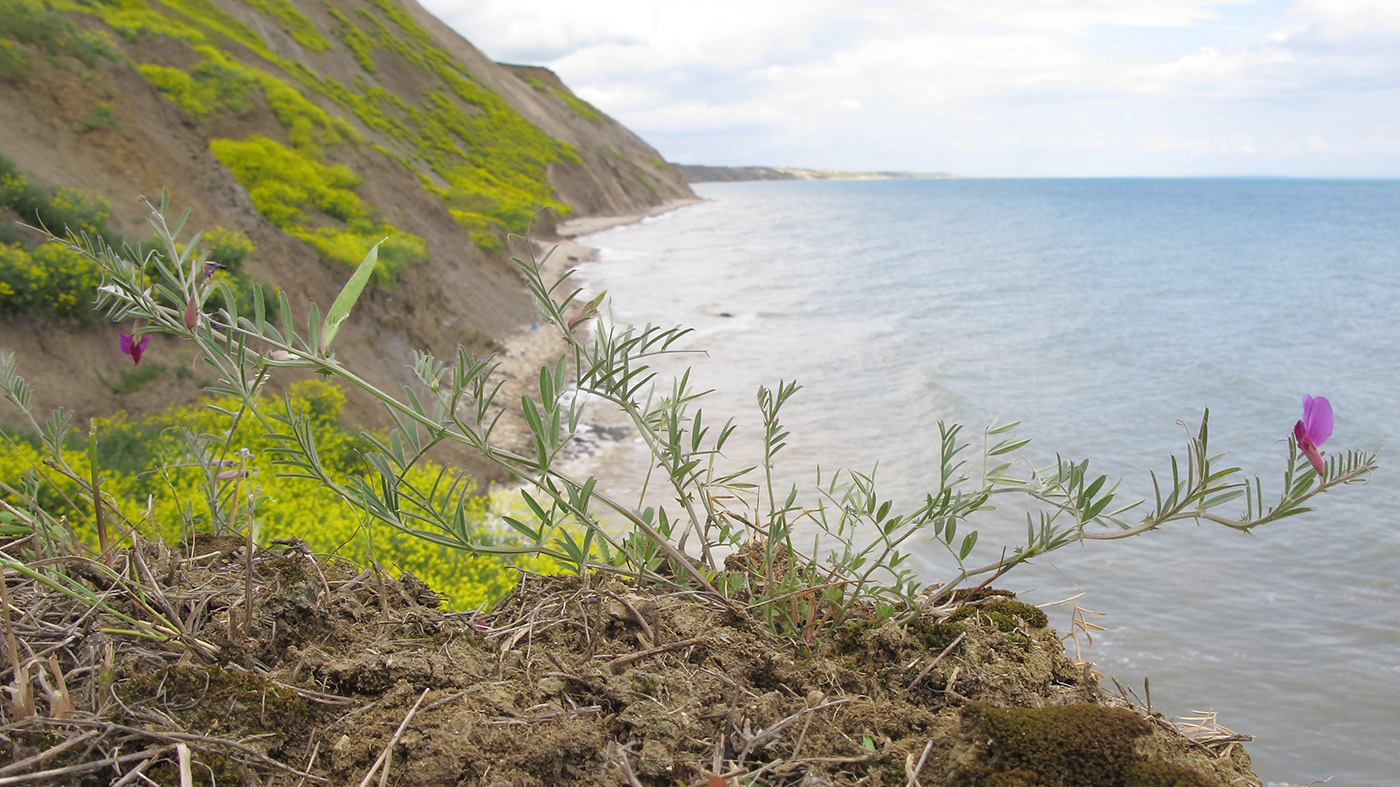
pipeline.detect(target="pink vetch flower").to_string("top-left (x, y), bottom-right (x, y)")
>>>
top-left (118, 319), bottom-right (150, 365)
top-left (1293, 395), bottom-right (1334, 476)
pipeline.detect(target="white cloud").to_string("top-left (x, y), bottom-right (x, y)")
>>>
top-left (1127, 44), bottom-right (1295, 93)
top-left (420, 0), bottom-right (1400, 176)
top-left (823, 99), bottom-right (865, 114)
top-left (620, 99), bottom-right (789, 133)
top-left (1292, 0), bottom-right (1400, 30)
top-left (425, 0), bottom-right (659, 62)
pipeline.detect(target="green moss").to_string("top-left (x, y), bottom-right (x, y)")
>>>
top-left (834, 617), bottom-right (881, 654)
top-left (119, 664), bottom-right (309, 738)
top-left (631, 672), bottom-right (662, 697)
top-left (950, 600), bottom-right (1048, 631)
top-left (1123, 761), bottom-right (1217, 787)
top-left (906, 617), bottom-right (966, 653)
top-left (836, 615), bottom-right (967, 661)
top-left (950, 587), bottom-right (1016, 603)
top-left (950, 703), bottom-right (1212, 787)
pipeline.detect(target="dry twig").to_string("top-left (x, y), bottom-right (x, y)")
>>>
top-left (355, 687), bottom-right (429, 787)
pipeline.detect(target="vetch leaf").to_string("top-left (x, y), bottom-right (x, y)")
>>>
top-left (959, 530), bottom-right (979, 560)
top-left (989, 437), bottom-right (1031, 456)
top-left (320, 239), bottom-right (383, 354)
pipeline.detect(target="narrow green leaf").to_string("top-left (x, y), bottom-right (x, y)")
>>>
top-left (306, 302), bottom-right (321, 356)
top-left (959, 530), bottom-right (979, 560)
top-left (988, 437), bottom-right (1031, 456)
top-left (521, 396), bottom-right (543, 435)
top-left (1202, 490), bottom-right (1245, 509)
top-left (320, 239), bottom-right (383, 354)
top-left (539, 364), bottom-right (553, 404)
top-left (1084, 494), bottom-right (1115, 520)
top-left (169, 206), bottom-right (190, 243)
top-left (252, 282), bottom-right (267, 333)
top-left (987, 419), bottom-right (1020, 435)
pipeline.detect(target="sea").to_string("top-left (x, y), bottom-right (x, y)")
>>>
top-left (565, 178), bottom-right (1400, 786)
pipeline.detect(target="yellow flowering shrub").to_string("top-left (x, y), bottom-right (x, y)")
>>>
top-left (1, 380), bottom-right (551, 610)
top-left (0, 241), bottom-right (102, 318)
top-left (210, 135), bottom-right (423, 282)
top-left (0, 161), bottom-right (113, 319)
top-left (240, 0), bottom-right (330, 52)
top-left (202, 226), bottom-right (255, 271)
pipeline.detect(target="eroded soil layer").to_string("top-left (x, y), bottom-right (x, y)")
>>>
top-left (0, 540), bottom-right (1259, 785)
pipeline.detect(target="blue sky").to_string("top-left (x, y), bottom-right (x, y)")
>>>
top-left (420, 0), bottom-right (1400, 177)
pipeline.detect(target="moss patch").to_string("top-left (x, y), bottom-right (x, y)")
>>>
top-left (949, 703), bottom-right (1215, 787)
top-left (119, 664), bottom-right (310, 740)
top-left (950, 599), bottom-right (1049, 631)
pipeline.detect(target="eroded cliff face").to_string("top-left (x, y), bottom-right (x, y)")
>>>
top-left (0, 0), bottom-right (692, 458)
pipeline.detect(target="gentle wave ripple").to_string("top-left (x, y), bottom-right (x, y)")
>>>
top-left (572, 178), bottom-right (1400, 786)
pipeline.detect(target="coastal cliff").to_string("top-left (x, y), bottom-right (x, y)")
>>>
top-left (0, 0), bottom-right (692, 441)
top-left (673, 163), bottom-right (953, 182)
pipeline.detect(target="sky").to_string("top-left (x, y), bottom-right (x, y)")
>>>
top-left (418, 0), bottom-right (1400, 177)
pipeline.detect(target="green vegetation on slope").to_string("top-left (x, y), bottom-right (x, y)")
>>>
top-left (211, 135), bottom-right (422, 282)
top-left (3, 0), bottom-right (586, 269)
top-left (0, 0), bottom-right (116, 82)
top-left (1, 379), bottom-right (557, 609)
top-left (0, 157), bottom-right (272, 321)
top-left (519, 73), bottom-right (604, 125)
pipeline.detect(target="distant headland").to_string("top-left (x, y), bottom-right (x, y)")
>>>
top-left (671, 163), bottom-right (953, 183)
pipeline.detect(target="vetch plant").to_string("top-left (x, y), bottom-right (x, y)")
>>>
top-left (50, 192), bottom-right (1378, 639)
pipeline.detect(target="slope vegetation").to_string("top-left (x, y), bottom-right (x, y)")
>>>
top-left (0, 0), bottom-right (691, 441)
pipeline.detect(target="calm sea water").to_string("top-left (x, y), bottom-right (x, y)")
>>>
top-left (569, 178), bottom-right (1400, 786)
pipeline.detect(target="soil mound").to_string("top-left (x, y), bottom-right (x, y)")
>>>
top-left (0, 538), bottom-right (1259, 785)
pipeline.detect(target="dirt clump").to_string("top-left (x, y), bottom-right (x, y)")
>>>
top-left (0, 538), bottom-right (1261, 785)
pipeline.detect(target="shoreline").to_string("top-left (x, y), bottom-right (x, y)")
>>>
top-left (547, 196), bottom-right (704, 267)
top-left (489, 197), bottom-right (703, 455)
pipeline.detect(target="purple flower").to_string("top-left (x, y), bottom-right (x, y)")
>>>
top-left (119, 320), bottom-right (150, 365)
top-left (1293, 394), bottom-right (1333, 476)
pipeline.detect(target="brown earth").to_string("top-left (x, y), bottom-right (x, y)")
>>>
top-left (0, 0), bottom-right (694, 477)
top-left (0, 536), bottom-right (1261, 786)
